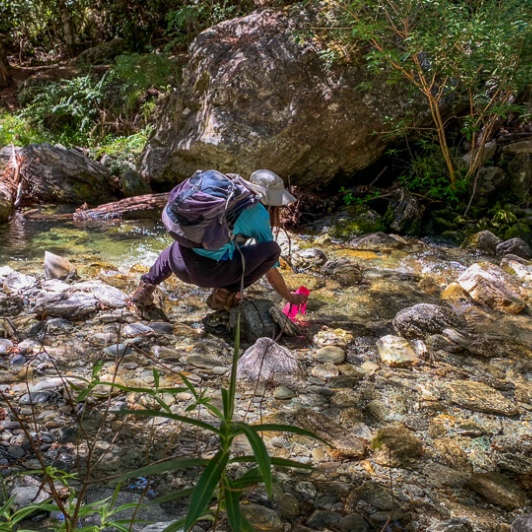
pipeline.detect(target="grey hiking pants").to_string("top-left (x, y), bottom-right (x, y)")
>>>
top-left (141, 241), bottom-right (281, 293)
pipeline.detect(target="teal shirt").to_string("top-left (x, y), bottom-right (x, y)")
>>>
top-left (193, 203), bottom-right (275, 261)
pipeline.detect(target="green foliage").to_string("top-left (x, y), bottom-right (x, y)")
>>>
top-left (398, 142), bottom-right (468, 204)
top-left (315, 0), bottom-right (532, 192)
top-left (107, 53), bottom-right (177, 114)
top-left (17, 74), bottom-right (106, 144)
top-left (339, 186), bottom-right (381, 206)
top-left (0, 111), bottom-right (51, 145)
top-left (165, 0), bottom-right (250, 48)
top-left (8, 52), bottom-right (168, 151)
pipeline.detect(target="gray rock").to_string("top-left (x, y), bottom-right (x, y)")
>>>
top-left (120, 169), bottom-right (152, 197)
top-left (237, 338), bottom-right (304, 385)
top-left (348, 231), bottom-right (406, 251)
top-left (461, 230), bottom-right (502, 254)
top-left (229, 299), bottom-right (279, 342)
top-left (458, 262), bottom-right (528, 314)
top-left (322, 257), bottom-right (365, 285)
top-left (19, 143), bottom-right (115, 204)
top-left (314, 345), bottom-right (346, 364)
top-left (393, 303), bottom-right (463, 340)
top-left (306, 509), bottom-right (342, 529)
top-left (240, 503), bottom-right (283, 532)
top-left (44, 251), bottom-right (77, 280)
top-left (512, 514), bottom-right (532, 532)
top-left (139, 9), bottom-right (431, 188)
top-left (496, 237), bottom-right (532, 260)
top-left (291, 248), bottom-right (328, 272)
top-left (339, 513), bottom-right (371, 532)
top-left (467, 472), bottom-right (530, 510)
top-left (386, 189), bottom-right (426, 235)
top-left (427, 519), bottom-right (473, 532)
top-left (443, 380), bottom-right (519, 416)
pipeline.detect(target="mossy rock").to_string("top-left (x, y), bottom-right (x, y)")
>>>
top-left (501, 222), bottom-right (532, 241)
top-left (330, 205), bottom-right (385, 239)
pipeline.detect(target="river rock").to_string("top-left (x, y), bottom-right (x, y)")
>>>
top-left (19, 143), bottom-right (116, 204)
top-left (511, 514), bottom-right (532, 531)
top-left (0, 181), bottom-right (13, 222)
top-left (376, 335), bottom-right (417, 367)
top-left (496, 237), bottom-right (532, 260)
top-left (457, 262), bottom-right (528, 314)
top-left (229, 299), bottom-right (279, 342)
top-left (294, 409), bottom-right (367, 459)
top-left (291, 248), bottom-right (328, 272)
top-left (314, 346), bottom-right (346, 364)
top-left (348, 231), bottom-right (407, 251)
top-left (139, 9), bottom-right (427, 188)
top-left (466, 472), bottom-right (529, 510)
top-left (241, 503), bottom-right (283, 532)
top-left (393, 303), bottom-right (463, 340)
top-left (443, 380), bottom-right (519, 416)
top-left (501, 255), bottom-right (532, 282)
top-left (321, 257), bottom-right (365, 285)
top-left (385, 189), bottom-right (426, 235)
top-left (237, 338), bottom-right (304, 386)
top-left (461, 230), bottom-right (502, 254)
top-left (2, 270), bottom-right (38, 293)
top-left (44, 251), bottom-right (77, 280)
top-left (371, 423), bottom-right (423, 467)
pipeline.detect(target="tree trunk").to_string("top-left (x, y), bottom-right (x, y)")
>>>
top-left (0, 39), bottom-right (12, 88)
top-left (57, 0), bottom-right (76, 57)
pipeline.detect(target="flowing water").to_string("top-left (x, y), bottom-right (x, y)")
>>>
top-left (3, 211), bottom-right (532, 531)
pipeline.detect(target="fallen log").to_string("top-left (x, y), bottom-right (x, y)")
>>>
top-left (20, 193), bottom-right (170, 224)
top-left (73, 192), bottom-right (170, 222)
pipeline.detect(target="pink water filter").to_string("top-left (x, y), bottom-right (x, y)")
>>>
top-left (283, 286), bottom-right (311, 318)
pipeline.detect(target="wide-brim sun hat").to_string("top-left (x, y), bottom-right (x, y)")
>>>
top-left (244, 169), bottom-right (296, 206)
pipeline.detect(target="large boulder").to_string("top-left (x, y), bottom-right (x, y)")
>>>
top-left (18, 143), bottom-right (117, 204)
top-left (140, 9), bottom-right (428, 188)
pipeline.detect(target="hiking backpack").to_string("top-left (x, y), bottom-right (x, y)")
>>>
top-left (162, 169), bottom-right (259, 250)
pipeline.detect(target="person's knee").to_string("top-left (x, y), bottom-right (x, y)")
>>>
top-left (264, 241), bottom-right (281, 261)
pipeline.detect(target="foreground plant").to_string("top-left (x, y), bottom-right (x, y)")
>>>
top-left (112, 314), bottom-right (322, 531)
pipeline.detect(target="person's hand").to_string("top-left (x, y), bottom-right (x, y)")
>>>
top-left (289, 292), bottom-right (308, 305)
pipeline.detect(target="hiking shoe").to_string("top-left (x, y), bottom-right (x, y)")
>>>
top-left (206, 288), bottom-right (238, 312)
top-left (131, 280), bottom-right (157, 308)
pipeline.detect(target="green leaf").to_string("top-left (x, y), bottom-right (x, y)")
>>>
top-left (232, 422), bottom-right (272, 496)
top-left (117, 458), bottom-right (208, 481)
top-left (184, 450), bottom-right (229, 531)
top-left (251, 424), bottom-right (328, 445)
top-left (224, 479), bottom-right (242, 532)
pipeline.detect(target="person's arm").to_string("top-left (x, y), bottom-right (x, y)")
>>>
top-left (266, 268), bottom-right (308, 305)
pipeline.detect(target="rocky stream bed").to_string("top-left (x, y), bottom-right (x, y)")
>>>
top-left (1, 218), bottom-right (532, 532)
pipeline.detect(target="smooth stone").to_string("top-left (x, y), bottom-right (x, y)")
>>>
top-left (314, 346), bottom-right (346, 364)
top-left (306, 509), bottom-right (342, 529)
top-left (274, 492), bottom-right (300, 518)
top-left (185, 354), bottom-right (221, 369)
top-left (311, 363), bottom-right (339, 378)
top-left (339, 513), bottom-right (371, 532)
top-left (376, 335), bottom-right (417, 367)
top-left (273, 386), bottom-right (297, 399)
top-left (467, 472), bottom-right (530, 510)
top-left (443, 380), bottom-right (519, 416)
top-left (240, 503), bottom-right (283, 532)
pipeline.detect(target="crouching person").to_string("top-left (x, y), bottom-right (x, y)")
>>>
top-left (131, 169), bottom-right (308, 312)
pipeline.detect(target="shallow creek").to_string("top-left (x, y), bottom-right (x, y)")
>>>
top-left (1, 212), bottom-right (531, 532)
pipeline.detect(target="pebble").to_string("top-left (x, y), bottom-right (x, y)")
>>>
top-left (314, 346), bottom-right (346, 364)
